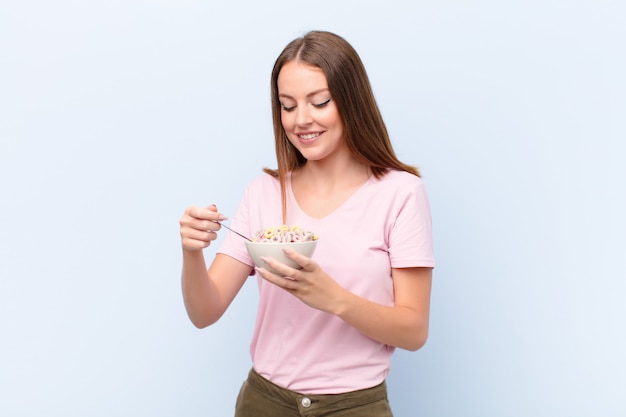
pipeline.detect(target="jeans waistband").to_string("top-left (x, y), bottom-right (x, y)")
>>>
top-left (246, 368), bottom-right (389, 410)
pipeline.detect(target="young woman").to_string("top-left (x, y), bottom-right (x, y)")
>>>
top-left (179, 30), bottom-right (434, 417)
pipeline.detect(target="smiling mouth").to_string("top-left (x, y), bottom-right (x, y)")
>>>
top-left (298, 132), bottom-right (321, 140)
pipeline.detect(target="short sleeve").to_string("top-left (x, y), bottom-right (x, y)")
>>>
top-left (216, 174), bottom-right (283, 272)
top-left (216, 184), bottom-right (254, 269)
top-left (388, 177), bottom-right (435, 268)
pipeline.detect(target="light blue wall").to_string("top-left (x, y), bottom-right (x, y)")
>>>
top-left (1, 1), bottom-right (624, 416)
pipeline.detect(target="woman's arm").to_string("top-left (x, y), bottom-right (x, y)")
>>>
top-left (256, 251), bottom-right (432, 351)
top-left (182, 252), bottom-right (251, 328)
top-left (334, 267), bottom-right (432, 351)
top-left (179, 205), bottom-right (251, 328)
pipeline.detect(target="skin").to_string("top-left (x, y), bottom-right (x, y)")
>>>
top-left (179, 61), bottom-right (432, 351)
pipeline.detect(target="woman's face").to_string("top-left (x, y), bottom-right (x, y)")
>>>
top-left (277, 61), bottom-right (346, 163)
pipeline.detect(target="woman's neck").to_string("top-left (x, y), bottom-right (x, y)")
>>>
top-left (294, 155), bottom-right (370, 191)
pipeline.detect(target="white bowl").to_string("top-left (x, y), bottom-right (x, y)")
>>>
top-left (245, 240), bottom-right (318, 274)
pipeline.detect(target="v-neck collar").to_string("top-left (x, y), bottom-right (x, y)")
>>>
top-left (286, 171), bottom-right (375, 221)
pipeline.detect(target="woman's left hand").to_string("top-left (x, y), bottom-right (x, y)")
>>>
top-left (256, 248), bottom-right (346, 314)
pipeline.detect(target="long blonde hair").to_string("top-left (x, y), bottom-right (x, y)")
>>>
top-left (264, 31), bottom-right (420, 221)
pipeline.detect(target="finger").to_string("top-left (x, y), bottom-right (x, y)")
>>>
top-left (181, 215), bottom-right (220, 234)
top-left (259, 256), bottom-right (300, 279)
top-left (181, 221), bottom-right (220, 249)
top-left (182, 238), bottom-right (211, 251)
top-left (281, 248), bottom-right (317, 272)
top-left (207, 204), bottom-right (229, 222)
top-left (186, 205), bottom-right (228, 222)
top-left (181, 231), bottom-right (213, 250)
top-left (256, 267), bottom-right (298, 291)
top-left (183, 228), bottom-right (218, 243)
top-left (200, 219), bottom-right (223, 233)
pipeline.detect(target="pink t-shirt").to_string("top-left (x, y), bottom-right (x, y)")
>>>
top-left (217, 169), bottom-right (434, 394)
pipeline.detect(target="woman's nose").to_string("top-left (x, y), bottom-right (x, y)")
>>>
top-left (295, 105), bottom-right (312, 126)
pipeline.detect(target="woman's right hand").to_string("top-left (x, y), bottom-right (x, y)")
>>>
top-left (179, 204), bottom-right (228, 251)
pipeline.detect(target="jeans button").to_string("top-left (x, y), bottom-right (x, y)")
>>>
top-left (301, 397), bottom-right (311, 408)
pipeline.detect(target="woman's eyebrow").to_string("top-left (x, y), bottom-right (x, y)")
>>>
top-left (278, 88), bottom-right (330, 99)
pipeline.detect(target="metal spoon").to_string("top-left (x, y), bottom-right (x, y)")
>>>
top-left (219, 222), bottom-right (252, 242)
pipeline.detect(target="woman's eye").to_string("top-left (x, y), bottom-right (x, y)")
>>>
top-left (281, 104), bottom-right (296, 112)
top-left (313, 98), bottom-right (331, 108)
